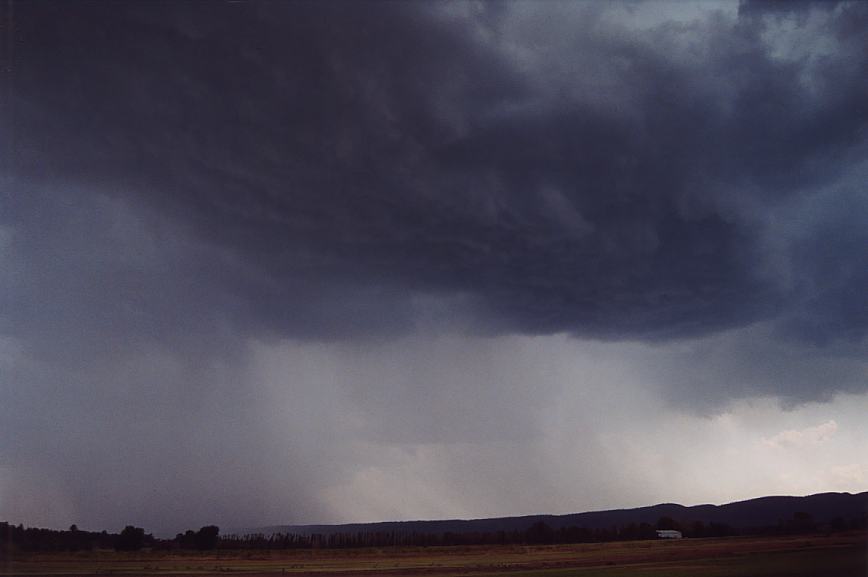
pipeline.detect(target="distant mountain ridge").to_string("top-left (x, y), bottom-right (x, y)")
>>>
top-left (244, 491), bottom-right (868, 537)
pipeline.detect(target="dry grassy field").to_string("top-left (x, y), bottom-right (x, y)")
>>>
top-left (3, 532), bottom-right (866, 577)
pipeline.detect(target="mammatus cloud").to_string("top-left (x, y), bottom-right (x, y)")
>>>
top-left (1, 1), bottom-right (867, 535)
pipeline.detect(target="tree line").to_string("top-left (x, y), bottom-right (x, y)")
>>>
top-left (0, 523), bottom-right (217, 553)
top-left (219, 518), bottom-right (755, 549)
top-left (222, 511), bottom-right (865, 549)
top-left (2, 511), bottom-right (864, 554)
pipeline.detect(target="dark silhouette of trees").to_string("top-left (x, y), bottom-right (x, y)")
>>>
top-left (115, 526), bottom-right (147, 551)
top-left (1, 509), bottom-right (865, 554)
top-left (173, 526), bottom-right (220, 550)
top-left (525, 521), bottom-right (555, 544)
top-left (1, 522), bottom-right (117, 552)
top-left (174, 529), bottom-right (197, 549)
top-left (195, 525), bottom-right (220, 550)
top-left (656, 516), bottom-right (681, 531)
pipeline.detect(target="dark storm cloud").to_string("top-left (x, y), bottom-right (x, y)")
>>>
top-left (2, 1), bottom-right (868, 534)
top-left (6, 3), bottom-right (868, 338)
top-left (5, 0), bottom-right (865, 343)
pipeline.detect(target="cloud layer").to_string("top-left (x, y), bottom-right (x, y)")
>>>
top-left (2, 1), bottom-right (867, 535)
top-left (6, 1), bottom-right (867, 343)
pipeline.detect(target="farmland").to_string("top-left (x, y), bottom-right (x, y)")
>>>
top-left (3, 531), bottom-right (865, 577)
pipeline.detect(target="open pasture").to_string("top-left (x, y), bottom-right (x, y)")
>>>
top-left (3, 532), bottom-right (865, 577)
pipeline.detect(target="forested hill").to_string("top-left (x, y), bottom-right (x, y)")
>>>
top-left (249, 491), bottom-right (868, 537)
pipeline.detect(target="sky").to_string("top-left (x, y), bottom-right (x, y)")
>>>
top-left (1, 0), bottom-right (867, 537)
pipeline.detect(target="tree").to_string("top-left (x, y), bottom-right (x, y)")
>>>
top-left (525, 521), bottom-right (554, 544)
top-left (790, 511), bottom-right (815, 533)
top-left (116, 526), bottom-right (146, 551)
top-left (194, 526), bottom-right (220, 550)
top-left (656, 516), bottom-right (680, 531)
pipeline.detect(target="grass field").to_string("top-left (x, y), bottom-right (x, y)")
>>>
top-left (3, 532), bottom-right (866, 577)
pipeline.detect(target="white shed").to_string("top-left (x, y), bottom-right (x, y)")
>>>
top-left (656, 529), bottom-right (683, 539)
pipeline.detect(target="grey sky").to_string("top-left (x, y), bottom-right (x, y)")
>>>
top-left (1, 1), bottom-right (866, 536)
